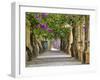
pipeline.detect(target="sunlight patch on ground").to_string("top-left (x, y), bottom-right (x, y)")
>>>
top-left (51, 47), bottom-right (60, 51)
top-left (37, 50), bottom-right (71, 58)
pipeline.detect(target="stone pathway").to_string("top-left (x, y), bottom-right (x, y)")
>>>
top-left (26, 50), bottom-right (81, 67)
top-left (37, 50), bottom-right (71, 58)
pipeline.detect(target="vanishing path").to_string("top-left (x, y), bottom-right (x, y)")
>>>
top-left (26, 50), bottom-right (81, 67)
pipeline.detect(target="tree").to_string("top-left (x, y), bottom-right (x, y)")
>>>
top-left (83, 16), bottom-right (90, 64)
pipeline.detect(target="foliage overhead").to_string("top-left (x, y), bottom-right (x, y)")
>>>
top-left (26, 12), bottom-right (88, 40)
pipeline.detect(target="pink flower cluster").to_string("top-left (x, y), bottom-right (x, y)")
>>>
top-left (36, 24), bottom-right (53, 32)
top-left (34, 13), bottom-right (53, 32)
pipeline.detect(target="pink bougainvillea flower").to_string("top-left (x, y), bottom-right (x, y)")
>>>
top-left (36, 17), bottom-right (41, 22)
top-left (42, 13), bottom-right (48, 18)
top-left (47, 28), bottom-right (53, 32)
top-left (36, 24), bottom-right (40, 28)
top-left (83, 26), bottom-right (87, 32)
top-left (40, 24), bottom-right (48, 30)
top-left (34, 14), bottom-right (41, 22)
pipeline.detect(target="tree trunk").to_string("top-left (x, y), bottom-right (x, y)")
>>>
top-left (26, 26), bottom-right (33, 61)
top-left (79, 25), bottom-right (84, 62)
top-left (60, 38), bottom-right (63, 51)
top-left (76, 25), bottom-right (81, 60)
top-left (30, 30), bottom-right (40, 57)
top-left (71, 26), bottom-right (77, 57)
top-left (66, 28), bottom-right (72, 55)
top-left (83, 16), bottom-right (89, 64)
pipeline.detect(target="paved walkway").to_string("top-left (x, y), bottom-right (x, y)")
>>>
top-left (26, 50), bottom-right (81, 67)
top-left (37, 50), bottom-right (71, 58)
